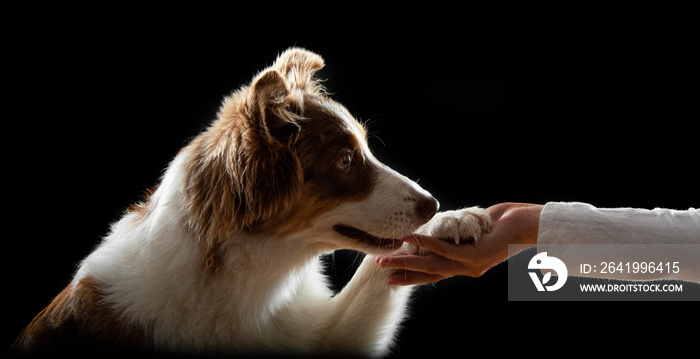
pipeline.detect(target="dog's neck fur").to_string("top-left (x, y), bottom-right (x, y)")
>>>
top-left (75, 150), bottom-right (333, 350)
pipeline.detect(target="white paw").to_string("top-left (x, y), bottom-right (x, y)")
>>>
top-left (416, 207), bottom-right (492, 244)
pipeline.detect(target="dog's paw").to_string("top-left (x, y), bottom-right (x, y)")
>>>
top-left (416, 207), bottom-right (492, 244)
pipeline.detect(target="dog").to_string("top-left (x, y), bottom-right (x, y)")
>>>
top-left (12, 48), bottom-right (491, 357)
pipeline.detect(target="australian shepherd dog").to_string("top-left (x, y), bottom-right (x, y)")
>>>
top-left (12, 48), bottom-right (491, 357)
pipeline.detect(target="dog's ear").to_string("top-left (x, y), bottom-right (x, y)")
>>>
top-left (272, 47), bottom-right (325, 95)
top-left (242, 68), bottom-right (304, 218)
top-left (246, 69), bottom-right (301, 146)
top-left (185, 69), bottom-right (304, 271)
top-left (233, 68), bottom-right (304, 228)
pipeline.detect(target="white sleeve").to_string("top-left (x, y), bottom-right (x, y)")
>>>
top-left (537, 202), bottom-right (700, 282)
top-left (538, 202), bottom-right (700, 245)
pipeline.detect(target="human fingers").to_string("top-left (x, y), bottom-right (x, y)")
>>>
top-left (376, 253), bottom-right (465, 276)
top-left (402, 234), bottom-right (467, 260)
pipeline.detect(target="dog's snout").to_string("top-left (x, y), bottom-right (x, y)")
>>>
top-left (416, 195), bottom-right (439, 223)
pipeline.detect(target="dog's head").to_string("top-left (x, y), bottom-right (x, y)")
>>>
top-left (184, 48), bottom-right (438, 266)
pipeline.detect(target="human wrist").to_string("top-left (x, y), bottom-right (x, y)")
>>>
top-left (511, 204), bottom-right (543, 246)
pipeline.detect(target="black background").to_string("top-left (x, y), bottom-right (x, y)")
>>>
top-left (4, 7), bottom-right (697, 356)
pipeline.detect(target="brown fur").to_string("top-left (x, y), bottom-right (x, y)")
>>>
top-left (11, 277), bottom-right (150, 356)
top-left (126, 185), bottom-right (159, 222)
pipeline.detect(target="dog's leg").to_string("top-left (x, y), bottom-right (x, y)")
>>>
top-left (318, 249), bottom-right (413, 357)
top-left (315, 208), bottom-right (491, 356)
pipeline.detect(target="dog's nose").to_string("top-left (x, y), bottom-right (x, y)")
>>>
top-left (416, 195), bottom-right (439, 223)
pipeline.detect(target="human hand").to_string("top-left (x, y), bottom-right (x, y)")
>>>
top-left (377, 203), bottom-right (543, 286)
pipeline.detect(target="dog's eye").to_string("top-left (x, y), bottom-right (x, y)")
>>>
top-left (337, 153), bottom-right (353, 170)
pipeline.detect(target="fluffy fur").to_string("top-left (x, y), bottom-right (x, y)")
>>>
top-left (12, 48), bottom-right (490, 357)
